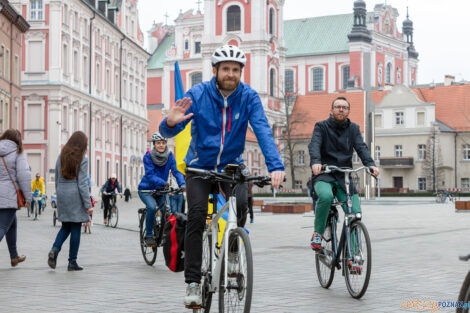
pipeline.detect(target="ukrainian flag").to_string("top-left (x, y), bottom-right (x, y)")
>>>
top-left (173, 61), bottom-right (191, 174)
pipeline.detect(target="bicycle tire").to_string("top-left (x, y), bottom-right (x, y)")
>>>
top-left (139, 210), bottom-right (157, 266)
top-left (457, 270), bottom-right (470, 313)
top-left (194, 228), bottom-right (213, 313)
top-left (315, 218), bottom-right (336, 289)
top-left (218, 227), bottom-right (253, 313)
top-left (110, 205), bottom-right (119, 228)
top-left (343, 220), bottom-right (371, 299)
top-left (53, 211), bottom-right (57, 227)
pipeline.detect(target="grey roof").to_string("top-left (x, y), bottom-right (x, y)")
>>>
top-left (435, 120), bottom-right (456, 132)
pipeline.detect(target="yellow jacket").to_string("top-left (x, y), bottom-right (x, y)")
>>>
top-left (31, 177), bottom-right (45, 195)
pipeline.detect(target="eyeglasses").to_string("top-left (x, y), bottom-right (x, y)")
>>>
top-left (333, 105), bottom-right (350, 111)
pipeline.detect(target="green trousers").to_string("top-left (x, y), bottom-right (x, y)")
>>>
top-left (313, 181), bottom-right (361, 235)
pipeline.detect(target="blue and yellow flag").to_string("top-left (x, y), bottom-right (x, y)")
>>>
top-left (174, 61), bottom-right (192, 174)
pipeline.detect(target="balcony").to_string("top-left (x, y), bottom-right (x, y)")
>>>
top-left (378, 157), bottom-right (414, 168)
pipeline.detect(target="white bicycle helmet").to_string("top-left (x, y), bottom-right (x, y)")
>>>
top-left (151, 132), bottom-right (167, 142)
top-left (211, 45), bottom-right (246, 67)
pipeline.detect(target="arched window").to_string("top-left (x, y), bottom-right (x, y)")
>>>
top-left (284, 69), bottom-right (294, 93)
top-left (227, 5), bottom-right (241, 32)
top-left (386, 63), bottom-right (392, 84)
top-left (269, 68), bottom-right (276, 97)
top-left (342, 65), bottom-right (350, 89)
top-left (312, 67), bottom-right (324, 91)
top-left (269, 8), bottom-right (275, 35)
top-left (191, 72), bottom-right (202, 87)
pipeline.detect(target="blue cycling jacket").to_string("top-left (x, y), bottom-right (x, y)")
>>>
top-left (138, 151), bottom-right (185, 190)
top-left (159, 77), bottom-right (284, 172)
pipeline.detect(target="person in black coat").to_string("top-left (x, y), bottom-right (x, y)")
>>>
top-left (124, 188), bottom-right (131, 202)
top-left (308, 96), bottom-right (379, 252)
top-left (101, 174), bottom-right (122, 224)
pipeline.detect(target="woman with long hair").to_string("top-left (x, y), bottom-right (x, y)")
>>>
top-left (0, 129), bottom-right (32, 267)
top-left (48, 131), bottom-right (92, 271)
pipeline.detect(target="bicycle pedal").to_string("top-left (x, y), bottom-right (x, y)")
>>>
top-left (185, 305), bottom-right (201, 309)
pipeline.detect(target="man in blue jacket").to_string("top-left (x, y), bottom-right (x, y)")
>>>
top-left (159, 45), bottom-right (285, 307)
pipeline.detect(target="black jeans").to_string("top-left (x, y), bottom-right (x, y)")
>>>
top-left (0, 209), bottom-right (19, 259)
top-left (52, 222), bottom-right (82, 262)
top-left (184, 172), bottom-right (248, 284)
top-left (102, 195), bottom-right (115, 220)
top-left (247, 196), bottom-right (254, 220)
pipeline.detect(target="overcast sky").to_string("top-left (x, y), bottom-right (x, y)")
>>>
top-left (137, 0), bottom-right (470, 85)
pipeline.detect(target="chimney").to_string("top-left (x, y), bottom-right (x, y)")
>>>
top-left (444, 75), bottom-right (455, 86)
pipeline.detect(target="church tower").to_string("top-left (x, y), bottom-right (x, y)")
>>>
top-left (402, 8), bottom-right (419, 85)
top-left (202, 0), bottom-right (286, 131)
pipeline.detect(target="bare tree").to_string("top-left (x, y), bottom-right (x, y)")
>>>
top-left (423, 124), bottom-right (444, 192)
top-left (278, 77), bottom-right (309, 189)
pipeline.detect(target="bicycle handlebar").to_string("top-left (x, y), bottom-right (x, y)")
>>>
top-left (186, 167), bottom-right (273, 187)
top-left (322, 165), bottom-right (375, 178)
top-left (140, 187), bottom-right (185, 196)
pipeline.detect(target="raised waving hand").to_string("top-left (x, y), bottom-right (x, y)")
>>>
top-left (166, 97), bottom-right (193, 128)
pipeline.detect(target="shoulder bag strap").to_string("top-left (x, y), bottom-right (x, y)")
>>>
top-left (1, 156), bottom-right (20, 192)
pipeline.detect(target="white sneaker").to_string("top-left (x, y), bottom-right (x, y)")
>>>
top-left (184, 282), bottom-right (201, 307)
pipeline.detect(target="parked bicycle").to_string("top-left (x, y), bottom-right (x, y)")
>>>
top-left (457, 254), bottom-right (470, 313)
top-left (186, 165), bottom-right (272, 313)
top-left (138, 186), bottom-right (184, 266)
top-left (435, 190), bottom-right (456, 203)
top-left (315, 165), bottom-right (373, 299)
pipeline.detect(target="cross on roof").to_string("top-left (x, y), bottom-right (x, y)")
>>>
top-left (196, 0), bottom-right (202, 12)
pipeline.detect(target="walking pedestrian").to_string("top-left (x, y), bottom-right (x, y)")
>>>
top-left (124, 188), bottom-right (131, 202)
top-left (0, 129), bottom-right (32, 267)
top-left (48, 131), bottom-right (92, 271)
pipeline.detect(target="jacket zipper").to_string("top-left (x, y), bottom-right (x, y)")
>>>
top-left (216, 96), bottom-right (228, 170)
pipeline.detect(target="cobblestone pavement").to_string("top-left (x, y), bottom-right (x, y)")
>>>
top-left (1, 197), bottom-right (469, 312)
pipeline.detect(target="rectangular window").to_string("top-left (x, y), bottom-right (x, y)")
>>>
top-left (73, 50), bottom-right (79, 81)
top-left (0, 46), bottom-right (3, 76)
top-left (31, 0), bottom-right (44, 20)
top-left (5, 49), bottom-right (10, 81)
top-left (194, 41), bottom-right (201, 54)
top-left (28, 41), bottom-right (43, 72)
top-left (14, 55), bottom-right (19, 85)
top-left (83, 112), bottom-right (88, 134)
top-left (394, 111), bottom-right (404, 126)
top-left (106, 68), bottom-right (110, 95)
top-left (312, 67), bottom-right (324, 91)
top-left (83, 56), bottom-right (88, 86)
top-left (106, 160), bottom-right (110, 180)
top-left (462, 178), bottom-right (470, 189)
top-left (61, 106), bottom-right (68, 131)
top-left (191, 72), bottom-right (202, 87)
top-left (285, 69), bottom-right (294, 93)
top-left (295, 180), bottom-right (302, 190)
top-left (374, 114), bottom-right (382, 128)
top-left (123, 79), bottom-right (127, 99)
top-left (96, 63), bottom-right (100, 91)
top-left (96, 117), bottom-right (101, 139)
top-left (418, 177), bottom-right (426, 191)
top-left (464, 144), bottom-right (470, 160)
top-left (62, 44), bottom-right (68, 76)
top-left (73, 109), bottom-right (78, 132)
top-left (297, 150), bottom-right (305, 165)
top-left (418, 144), bottom-right (426, 161)
top-left (115, 74), bottom-right (119, 99)
top-left (106, 120), bottom-right (110, 140)
top-left (342, 65), bottom-right (350, 89)
top-left (96, 159), bottom-right (100, 186)
top-left (417, 112), bottom-right (425, 126)
top-left (395, 145), bottom-right (403, 157)
top-left (28, 103), bottom-right (42, 129)
top-left (375, 146), bottom-right (380, 161)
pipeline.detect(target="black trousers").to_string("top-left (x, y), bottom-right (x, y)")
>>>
top-left (184, 172), bottom-right (248, 284)
top-left (102, 195), bottom-right (115, 220)
top-left (247, 196), bottom-right (254, 220)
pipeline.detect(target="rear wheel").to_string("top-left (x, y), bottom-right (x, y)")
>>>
top-left (343, 220), bottom-right (371, 299)
top-left (315, 218), bottom-right (336, 288)
top-left (139, 210), bottom-right (157, 265)
top-left (218, 227), bottom-right (253, 313)
top-left (109, 205), bottom-right (119, 228)
top-left (457, 271), bottom-right (470, 313)
top-left (194, 228), bottom-right (213, 313)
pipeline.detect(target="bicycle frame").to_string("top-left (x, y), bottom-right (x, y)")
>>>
top-left (206, 193), bottom-right (238, 292)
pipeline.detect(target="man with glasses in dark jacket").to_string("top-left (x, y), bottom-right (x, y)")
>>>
top-left (308, 96), bottom-right (379, 253)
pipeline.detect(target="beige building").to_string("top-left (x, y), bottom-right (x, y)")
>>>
top-left (0, 1), bottom-right (29, 132)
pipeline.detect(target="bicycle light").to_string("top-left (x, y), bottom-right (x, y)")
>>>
top-left (355, 213), bottom-right (362, 220)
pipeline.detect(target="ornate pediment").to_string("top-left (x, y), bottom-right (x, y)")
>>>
top-left (25, 30), bottom-right (47, 40)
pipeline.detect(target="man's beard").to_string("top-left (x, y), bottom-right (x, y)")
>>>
top-left (216, 75), bottom-right (239, 93)
top-left (332, 112), bottom-right (348, 122)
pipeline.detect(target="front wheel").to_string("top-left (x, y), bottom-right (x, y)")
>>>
top-left (139, 209), bottom-right (157, 266)
top-left (343, 220), bottom-right (372, 299)
top-left (109, 206), bottom-right (119, 228)
top-left (33, 201), bottom-right (38, 220)
top-left (457, 271), bottom-right (470, 313)
top-left (218, 227), bottom-right (253, 313)
top-left (315, 219), bottom-right (336, 288)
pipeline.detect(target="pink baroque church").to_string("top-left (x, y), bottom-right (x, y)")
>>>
top-left (146, 0), bottom-right (419, 176)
